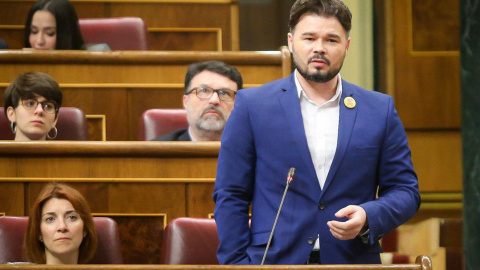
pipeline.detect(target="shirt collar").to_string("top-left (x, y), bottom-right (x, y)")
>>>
top-left (187, 127), bottom-right (197, 141)
top-left (294, 70), bottom-right (343, 104)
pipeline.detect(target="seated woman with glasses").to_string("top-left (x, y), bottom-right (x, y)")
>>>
top-left (4, 71), bottom-right (62, 140)
top-left (24, 182), bottom-right (97, 264)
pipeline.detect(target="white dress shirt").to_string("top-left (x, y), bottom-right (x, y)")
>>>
top-left (294, 70), bottom-right (342, 190)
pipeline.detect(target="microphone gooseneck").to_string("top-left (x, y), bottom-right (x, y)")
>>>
top-left (261, 167), bottom-right (295, 265)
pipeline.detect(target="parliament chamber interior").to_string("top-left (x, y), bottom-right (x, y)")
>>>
top-left (0, 0), bottom-right (470, 269)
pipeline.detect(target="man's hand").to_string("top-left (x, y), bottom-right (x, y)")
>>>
top-left (327, 205), bottom-right (367, 240)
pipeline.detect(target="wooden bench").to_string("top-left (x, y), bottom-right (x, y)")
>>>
top-left (0, 0), bottom-right (239, 51)
top-left (0, 141), bottom-right (219, 263)
top-left (0, 48), bottom-right (291, 140)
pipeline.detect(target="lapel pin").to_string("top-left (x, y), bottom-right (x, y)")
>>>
top-left (344, 97), bottom-right (356, 109)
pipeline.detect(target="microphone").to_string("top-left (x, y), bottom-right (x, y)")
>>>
top-left (261, 167), bottom-right (295, 265)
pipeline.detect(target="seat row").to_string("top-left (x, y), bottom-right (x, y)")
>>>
top-left (0, 107), bottom-right (186, 141)
top-left (0, 216), bottom-right (422, 265)
top-left (0, 216), bottom-right (217, 264)
top-left (0, 0), bottom-right (237, 51)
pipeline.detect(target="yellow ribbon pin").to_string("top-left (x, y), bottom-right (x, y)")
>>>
top-left (344, 97), bottom-right (356, 109)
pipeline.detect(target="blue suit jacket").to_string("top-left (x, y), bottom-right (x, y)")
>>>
top-left (213, 74), bottom-right (420, 265)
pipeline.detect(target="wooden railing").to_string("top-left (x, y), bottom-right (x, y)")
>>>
top-left (0, 255), bottom-right (433, 269)
top-left (0, 48), bottom-right (292, 140)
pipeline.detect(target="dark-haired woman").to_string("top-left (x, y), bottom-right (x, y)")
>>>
top-left (4, 72), bottom-right (62, 140)
top-left (24, 0), bottom-right (109, 50)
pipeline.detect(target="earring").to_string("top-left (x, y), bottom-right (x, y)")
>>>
top-left (10, 122), bottom-right (16, 134)
top-left (47, 126), bottom-right (58, 140)
top-left (39, 236), bottom-right (43, 242)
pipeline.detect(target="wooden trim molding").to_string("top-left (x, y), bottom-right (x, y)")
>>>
top-left (406, 0), bottom-right (459, 56)
top-left (0, 258), bottom-right (433, 269)
top-left (229, 0), bottom-right (239, 51)
top-left (0, 141), bottom-right (220, 156)
top-left (86, 114), bottom-right (106, 141)
top-left (420, 192), bottom-right (463, 210)
top-left (0, 177), bottom-right (216, 183)
top-left (93, 213), bottom-right (167, 229)
top-left (148, 27), bottom-right (223, 51)
top-left (0, 50), bottom-right (287, 65)
top-left (0, 25), bottom-right (23, 29)
top-left (0, 0), bottom-right (235, 3)
top-left (0, 83), bottom-right (262, 89)
top-left (421, 193), bottom-right (463, 202)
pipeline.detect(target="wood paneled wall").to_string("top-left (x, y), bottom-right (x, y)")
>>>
top-left (374, 0), bottom-right (462, 215)
top-left (392, 0), bottom-right (460, 129)
top-left (0, 48), bottom-right (292, 140)
top-left (375, 0), bottom-right (461, 128)
top-left (0, 0), bottom-right (238, 51)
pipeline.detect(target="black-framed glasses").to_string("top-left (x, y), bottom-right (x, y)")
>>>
top-left (21, 99), bottom-right (58, 114)
top-left (186, 87), bottom-right (237, 102)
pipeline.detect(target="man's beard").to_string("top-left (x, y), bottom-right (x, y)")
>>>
top-left (294, 54), bottom-right (343, 83)
top-left (191, 105), bottom-right (226, 132)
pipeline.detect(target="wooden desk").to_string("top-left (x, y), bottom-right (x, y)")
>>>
top-left (0, 49), bottom-right (292, 140)
top-left (0, 141), bottom-right (219, 263)
top-left (0, 256), bottom-right (433, 269)
top-left (0, 0), bottom-right (239, 51)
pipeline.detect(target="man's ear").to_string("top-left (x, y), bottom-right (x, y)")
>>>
top-left (182, 94), bottom-right (189, 109)
top-left (345, 37), bottom-right (351, 54)
top-left (287, 32), bottom-right (294, 53)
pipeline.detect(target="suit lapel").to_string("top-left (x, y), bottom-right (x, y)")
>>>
top-left (179, 129), bottom-right (191, 141)
top-left (278, 75), bottom-right (319, 197)
top-left (320, 81), bottom-right (358, 197)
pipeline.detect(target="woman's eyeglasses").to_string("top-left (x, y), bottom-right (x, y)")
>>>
top-left (21, 99), bottom-right (58, 114)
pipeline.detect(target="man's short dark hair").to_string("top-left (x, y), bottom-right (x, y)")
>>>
top-left (184, 61), bottom-right (243, 93)
top-left (289, 0), bottom-right (352, 35)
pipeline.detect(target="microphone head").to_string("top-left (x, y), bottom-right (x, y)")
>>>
top-left (287, 167), bottom-right (295, 183)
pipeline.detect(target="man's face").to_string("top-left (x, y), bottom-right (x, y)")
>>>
top-left (288, 13), bottom-right (350, 83)
top-left (183, 70), bottom-right (238, 137)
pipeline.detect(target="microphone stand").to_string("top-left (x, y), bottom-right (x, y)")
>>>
top-left (261, 167), bottom-right (295, 265)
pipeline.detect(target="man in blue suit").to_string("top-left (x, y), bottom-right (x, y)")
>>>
top-left (213, 0), bottom-right (420, 265)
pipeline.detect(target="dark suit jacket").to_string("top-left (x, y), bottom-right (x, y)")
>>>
top-left (213, 74), bottom-right (420, 265)
top-left (0, 39), bottom-right (8, 49)
top-left (152, 128), bottom-right (191, 141)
